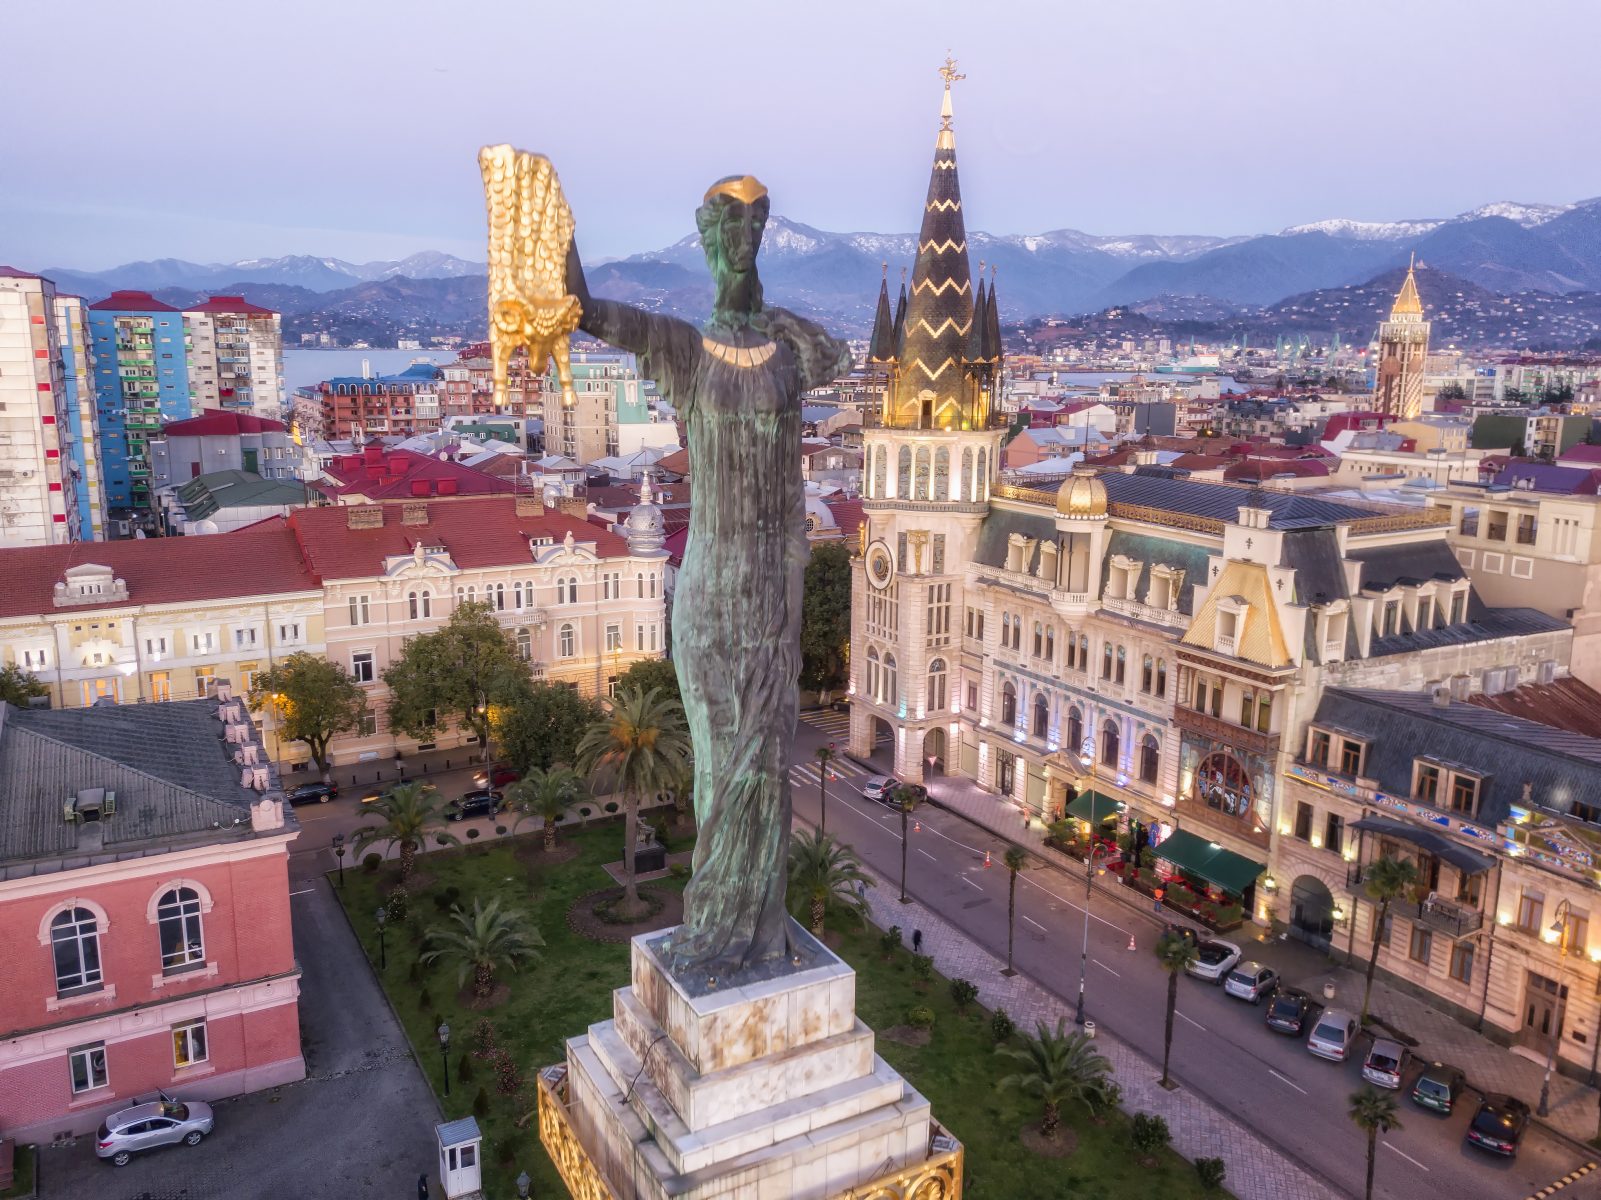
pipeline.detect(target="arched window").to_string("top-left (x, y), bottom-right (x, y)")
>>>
top-left (961, 447), bottom-right (974, 501)
top-left (1102, 642), bottom-right (1114, 680)
top-left (516, 627), bottom-right (531, 660)
top-left (558, 623), bottom-right (575, 658)
top-left (1044, 627), bottom-right (1055, 661)
top-left (884, 653), bottom-right (898, 705)
top-left (867, 647), bottom-right (881, 701)
top-left (934, 447), bottom-right (950, 500)
top-left (977, 449), bottom-right (988, 500)
top-left (1033, 622), bottom-right (1044, 658)
top-left (1001, 612), bottom-right (1011, 649)
top-left (1013, 618), bottom-right (1023, 650)
top-left (1079, 634), bottom-right (1089, 667)
top-left (566, 578), bottom-right (579, 604)
top-left (898, 446), bottom-right (912, 497)
top-left (1142, 655), bottom-right (1154, 693)
top-left (51, 907), bottom-right (102, 992)
top-left (1155, 658), bottom-right (1167, 698)
top-left (650, 574), bottom-right (657, 598)
top-left (1067, 706), bottom-right (1083, 754)
top-left (928, 658), bottom-right (947, 712)
top-left (1000, 681), bottom-right (1017, 726)
top-left (513, 581), bottom-right (525, 610)
top-left (492, 582), bottom-right (506, 611)
top-left (914, 447), bottom-right (931, 499)
top-left (157, 887), bottom-right (205, 972)
top-left (408, 591), bottom-right (420, 620)
top-left (1032, 692), bottom-right (1049, 739)
top-left (874, 445), bottom-right (888, 497)
top-left (1115, 645), bottom-right (1127, 685)
top-left (1240, 689), bottom-right (1256, 729)
top-left (1101, 719), bottom-right (1120, 766)
top-left (1140, 734), bottom-right (1160, 784)
top-left (419, 590), bottom-right (431, 619)
top-left (1194, 751), bottom-right (1253, 818)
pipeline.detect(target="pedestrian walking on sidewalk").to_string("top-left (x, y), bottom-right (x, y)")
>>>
top-left (912, 928), bottom-right (923, 953)
top-left (1153, 886), bottom-right (1165, 915)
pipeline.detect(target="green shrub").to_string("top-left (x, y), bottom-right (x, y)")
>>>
top-left (990, 1008), bottom-right (1016, 1043)
top-left (949, 978), bottom-right (979, 1010)
top-left (385, 887), bottom-right (409, 924)
top-left (906, 1005), bottom-right (936, 1031)
top-left (407, 959), bottom-right (425, 983)
top-left (472, 1086), bottom-right (490, 1119)
top-left (669, 863), bottom-right (691, 880)
top-left (1196, 1157), bottom-right (1227, 1190)
top-left (417, 987), bottom-right (433, 1011)
top-left (496, 1138), bottom-right (515, 1166)
top-left (881, 925), bottom-right (904, 957)
top-left (604, 801), bottom-right (620, 814)
top-left (362, 853), bottom-right (381, 872)
top-left (1089, 1078), bottom-right (1122, 1116)
top-left (494, 824), bottom-right (508, 836)
top-left (466, 828), bottom-right (481, 840)
top-left (457, 1053), bottom-right (474, 1084)
top-left (911, 953), bottom-right (934, 983)
top-left (1131, 1113), bottom-right (1171, 1155)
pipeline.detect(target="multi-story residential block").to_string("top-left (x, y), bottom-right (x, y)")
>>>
top-left (0, 524), bottom-right (323, 759)
top-left (0, 697), bottom-right (304, 1142)
top-left (282, 491), bottom-right (669, 765)
top-left (0, 269), bottom-right (105, 545)
top-left (547, 352), bottom-right (675, 464)
top-left (150, 409), bottom-right (306, 490)
top-left (316, 362), bottom-right (443, 440)
top-left (1373, 263), bottom-right (1430, 420)
top-left (182, 296), bottom-right (284, 419)
top-left (87, 291), bottom-right (194, 516)
top-left (1471, 407), bottom-right (1590, 460)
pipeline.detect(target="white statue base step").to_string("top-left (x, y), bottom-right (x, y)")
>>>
top-left (541, 923), bottom-right (963, 1200)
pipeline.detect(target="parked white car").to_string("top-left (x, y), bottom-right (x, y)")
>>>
top-left (1185, 939), bottom-right (1242, 983)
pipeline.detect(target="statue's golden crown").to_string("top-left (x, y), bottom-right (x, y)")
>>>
top-left (702, 174), bottom-right (769, 206)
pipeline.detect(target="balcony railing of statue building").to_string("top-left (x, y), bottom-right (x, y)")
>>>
top-left (1173, 705), bottom-right (1280, 758)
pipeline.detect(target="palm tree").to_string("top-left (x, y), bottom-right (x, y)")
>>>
top-left (422, 895), bottom-right (544, 1000)
top-left (1360, 856), bottom-right (1419, 1020)
top-left (1155, 930), bottom-right (1199, 1088)
top-left (353, 781), bottom-right (458, 882)
top-left (1349, 1085), bottom-right (1403, 1200)
top-left (576, 685), bottom-right (691, 912)
top-left (507, 766), bottom-right (586, 850)
top-left (893, 784), bottom-right (922, 904)
top-left (815, 743), bottom-right (837, 835)
top-left (995, 1018), bottom-right (1113, 1137)
top-left (787, 829), bottom-right (872, 936)
top-left (1003, 846), bottom-right (1027, 976)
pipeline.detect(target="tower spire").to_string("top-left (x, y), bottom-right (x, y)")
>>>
top-left (868, 263), bottom-right (896, 364)
top-left (1391, 252), bottom-right (1424, 319)
top-left (937, 53), bottom-right (964, 150)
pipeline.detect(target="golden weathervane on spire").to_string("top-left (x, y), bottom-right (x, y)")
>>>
top-left (939, 53), bottom-right (965, 89)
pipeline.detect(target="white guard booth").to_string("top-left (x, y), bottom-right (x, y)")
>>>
top-left (434, 1116), bottom-right (483, 1199)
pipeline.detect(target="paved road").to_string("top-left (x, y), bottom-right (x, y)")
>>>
top-left (790, 713), bottom-right (1587, 1200)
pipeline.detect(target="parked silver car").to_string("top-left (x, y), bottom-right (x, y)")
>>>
top-left (96, 1097), bottom-right (214, 1167)
top-left (1362, 1038), bottom-right (1409, 1089)
top-left (1223, 961), bottom-right (1279, 1004)
top-left (1306, 1008), bottom-right (1361, 1061)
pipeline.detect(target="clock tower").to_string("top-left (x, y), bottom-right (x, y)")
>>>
top-left (1374, 257), bottom-right (1430, 420)
top-left (849, 60), bottom-right (1007, 783)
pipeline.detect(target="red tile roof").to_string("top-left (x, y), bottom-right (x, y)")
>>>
top-left (1466, 677), bottom-right (1601, 739)
top-left (665, 526), bottom-right (690, 569)
top-left (287, 496), bottom-right (631, 580)
top-left (1558, 445), bottom-right (1601, 465)
top-left (88, 290), bottom-right (178, 312)
top-left (1168, 453), bottom-right (1234, 471)
top-left (0, 265), bottom-right (41, 279)
top-left (823, 497), bottom-right (864, 544)
top-left (0, 519), bottom-right (320, 619)
top-left (186, 295), bottom-right (277, 316)
top-left (323, 447), bottom-right (516, 501)
top-left (655, 447), bottom-right (692, 476)
top-left (161, 408), bottom-right (287, 437)
top-left (1224, 458), bottom-right (1331, 482)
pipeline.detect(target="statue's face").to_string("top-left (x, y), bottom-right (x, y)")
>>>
top-left (702, 198), bottom-right (767, 274)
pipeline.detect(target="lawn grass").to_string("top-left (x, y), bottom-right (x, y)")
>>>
top-left (337, 823), bottom-right (1227, 1199)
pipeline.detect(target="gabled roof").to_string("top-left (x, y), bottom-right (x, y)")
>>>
top-left (823, 497), bottom-right (864, 544)
top-left (161, 408), bottom-right (287, 437)
top-left (1181, 559), bottom-right (1292, 667)
top-left (323, 447), bottom-right (515, 500)
top-left (88, 290), bottom-right (178, 313)
top-left (186, 294), bottom-right (277, 316)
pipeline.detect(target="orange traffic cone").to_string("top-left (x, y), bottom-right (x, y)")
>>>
top-left (914, 820), bottom-right (922, 834)
top-left (983, 850), bottom-right (992, 868)
top-left (1127, 933), bottom-right (1137, 952)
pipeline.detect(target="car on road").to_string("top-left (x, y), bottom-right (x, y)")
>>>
top-left (862, 777), bottom-right (927, 806)
top-left (445, 790), bottom-right (503, 821)
top-left (1185, 939), bottom-right (1242, 984)
top-left (286, 781), bottom-right (338, 805)
top-left (1361, 1037), bottom-right (1409, 1089)
top-left (1223, 962), bottom-right (1279, 1004)
top-left (96, 1097), bottom-right (214, 1167)
top-left (1306, 1008), bottom-right (1360, 1061)
top-left (1410, 1062), bottom-right (1467, 1114)
top-left (1465, 1094), bottom-right (1530, 1157)
top-left (473, 763), bottom-right (521, 789)
top-left (1265, 987), bottom-right (1314, 1035)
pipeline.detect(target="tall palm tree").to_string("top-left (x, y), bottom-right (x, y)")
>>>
top-left (815, 743), bottom-right (837, 835)
top-left (1155, 930), bottom-right (1199, 1088)
top-left (1348, 1085), bottom-right (1403, 1200)
top-left (893, 784), bottom-right (922, 904)
top-left (353, 782), bottom-right (458, 882)
top-left (576, 685), bottom-right (690, 911)
top-left (995, 1018), bottom-right (1113, 1137)
top-left (787, 829), bottom-right (872, 937)
top-left (422, 895), bottom-right (544, 1000)
top-left (1003, 846), bottom-right (1027, 977)
top-left (1360, 856), bottom-right (1419, 1020)
top-left (507, 765), bottom-right (587, 851)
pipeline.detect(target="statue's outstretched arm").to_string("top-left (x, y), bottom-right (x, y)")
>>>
top-left (566, 242), bottom-right (700, 401)
top-left (765, 307), bottom-right (854, 394)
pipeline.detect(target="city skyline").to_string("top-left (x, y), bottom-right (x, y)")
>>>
top-left (6, 0), bottom-right (1600, 269)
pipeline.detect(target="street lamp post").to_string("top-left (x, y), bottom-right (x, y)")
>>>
top-left (1539, 899), bottom-right (1573, 1118)
top-left (438, 1022), bottom-right (451, 1098)
top-left (816, 743), bottom-right (835, 835)
top-left (333, 833), bottom-right (346, 889)
top-left (374, 906), bottom-right (387, 971)
top-left (1075, 839), bottom-right (1106, 1026)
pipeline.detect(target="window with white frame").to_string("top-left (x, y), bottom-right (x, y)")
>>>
top-left (603, 572), bottom-right (621, 599)
top-left (191, 631), bottom-right (216, 654)
top-left (606, 624), bottom-right (622, 653)
top-left (145, 635), bottom-right (169, 657)
top-left (157, 886), bottom-right (205, 973)
top-left (348, 595), bottom-right (370, 626)
top-left (558, 623), bottom-right (576, 657)
top-left (51, 907), bottom-right (102, 993)
top-left (233, 627), bottom-right (258, 650)
top-left (22, 646), bottom-right (50, 672)
top-left (516, 627), bottom-right (532, 660)
top-left (277, 621), bottom-right (302, 645)
top-left (172, 1020), bottom-right (208, 1069)
top-left (351, 651), bottom-right (375, 684)
top-left (69, 1044), bottom-right (108, 1094)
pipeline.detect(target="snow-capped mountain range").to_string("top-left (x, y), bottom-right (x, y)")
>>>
top-left (1281, 201), bottom-right (1576, 241)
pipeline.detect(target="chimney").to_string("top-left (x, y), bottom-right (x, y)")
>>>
top-left (402, 500), bottom-right (430, 526)
top-left (515, 493), bottom-right (541, 517)
top-left (347, 504), bottom-right (384, 530)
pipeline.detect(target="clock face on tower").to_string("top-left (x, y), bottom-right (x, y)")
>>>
top-left (865, 539), bottom-right (896, 590)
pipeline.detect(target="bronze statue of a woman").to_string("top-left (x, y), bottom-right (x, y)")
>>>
top-left (562, 175), bottom-right (851, 977)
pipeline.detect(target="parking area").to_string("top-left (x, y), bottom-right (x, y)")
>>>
top-left (35, 879), bottom-right (439, 1200)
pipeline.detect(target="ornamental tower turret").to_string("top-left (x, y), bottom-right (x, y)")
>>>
top-left (1374, 256), bottom-right (1431, 419)
top-left (851, 58), bottom-right (1007, 782)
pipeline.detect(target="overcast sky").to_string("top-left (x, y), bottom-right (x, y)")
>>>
top-left (7, 0), bottom-right (1599, 270)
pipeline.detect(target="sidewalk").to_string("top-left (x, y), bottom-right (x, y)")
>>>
top-left (855, 877), bottom-right (1344, 1200)
top-left (924, 773), bottom-right (1601, 1150)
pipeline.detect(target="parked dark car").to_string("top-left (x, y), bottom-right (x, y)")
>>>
top-left (1466, 1094), bottom-right (1530, 1157)
top-left (473, 763), bottom-right (521, 789)
top-left (445, 790), bottom-right (504, 821)
top-left (1410, 1062), bottom-right (1467, 1114)
top-left (1264, 987), bottom-right (1314, 1035)
top-left (287, 781), bottom-right (338, 805)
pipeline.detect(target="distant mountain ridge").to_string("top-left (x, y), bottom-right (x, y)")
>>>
top-left (41, 252), bottom-right (486, 297)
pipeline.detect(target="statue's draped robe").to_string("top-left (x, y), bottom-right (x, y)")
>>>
top-left (581, 301), bottom-right (852, 973)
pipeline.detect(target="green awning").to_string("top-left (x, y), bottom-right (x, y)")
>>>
top-left (1154, 829), bottom-right (1265, 896)
top-left (1066, 790), bottom-right (1125, 824)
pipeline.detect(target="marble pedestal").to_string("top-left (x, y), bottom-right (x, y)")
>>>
top-left (539, 924), bottom-right (962, 1200)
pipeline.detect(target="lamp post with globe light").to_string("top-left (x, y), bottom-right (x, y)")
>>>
top-left (374, 906), bottom-right (387, 970)
top-left (438, 1022), bottom-right (451, 1098)
top-left (332, 833), bottom-right (346, 889)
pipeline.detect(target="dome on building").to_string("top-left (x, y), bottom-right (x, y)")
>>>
top-left (1055, 468), bottom-right (1108, 518)
top-left (625, 475), bottom-right (667, 556)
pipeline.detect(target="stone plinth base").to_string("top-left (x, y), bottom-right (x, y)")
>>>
top-left (540, 923), bottom-right (963, 1200)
